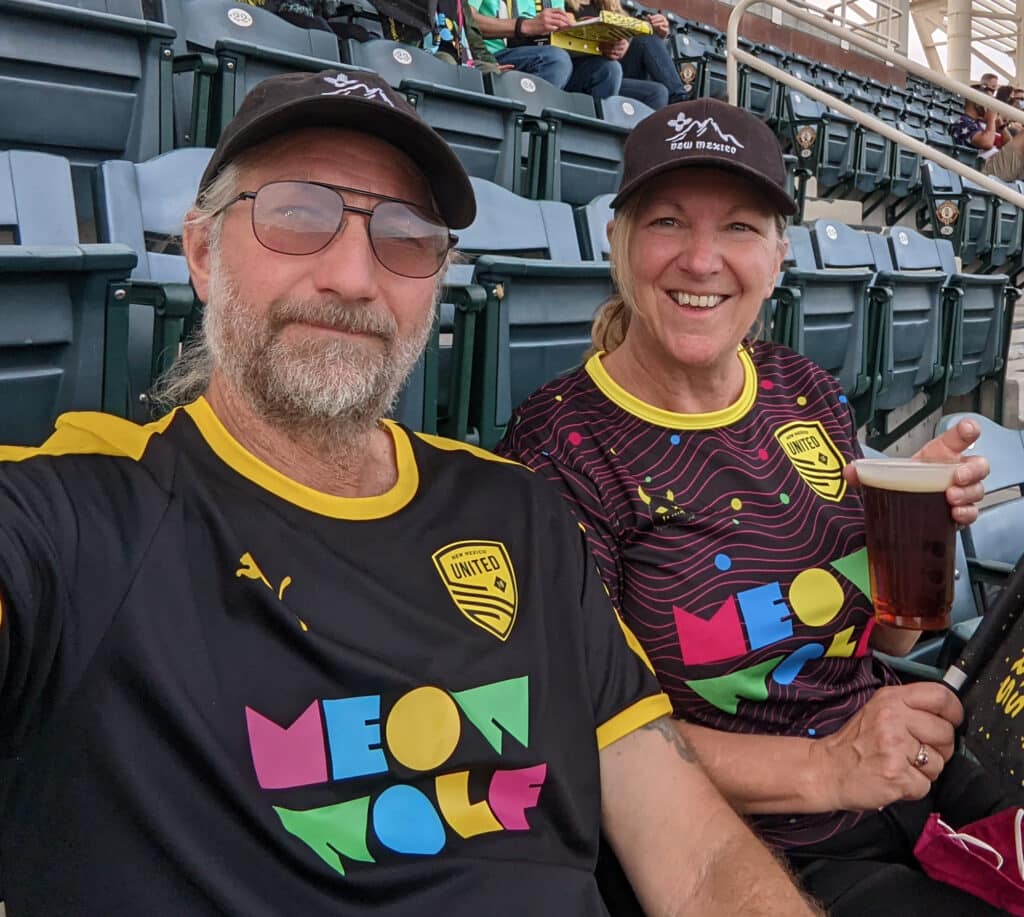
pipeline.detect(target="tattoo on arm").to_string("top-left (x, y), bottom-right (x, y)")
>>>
top-left (639, 717), bottom-right (697, 764)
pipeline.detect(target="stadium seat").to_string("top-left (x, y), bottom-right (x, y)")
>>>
top-left (159, 0), bottom-right (343, 145)
top-left (452, 178), bottom-right (612, 449)
top-left (773, 220), bottom-right (874, 421)
top-left (738, 43), bottom-right (782, 121)
top-left (880, 227), bottom-right (1008, 406)
top-left (485, 70), bottom-right (629, 206)
top-left (0, 0), bottom-right (174, 164)
top-left (988, 179), bottom-right (1024, 272)
top-left (574, 193), bottom-right (614, 261)
top-left (865, 228), bottom-right (947, 433)
top-left (341, 39), bottom-right (526, 193)
top-left (0, 0), bottom-right (175, 230)
top-left (597, 95), bottom-right (654, 130)
top-left (935, 412), bottom-right (1024, 613)
top-left (920, 161), bottom-right (971, 258)
top-left (0, 150), bottom-right (137, 445)
top-left (95, 147), bottom-right (211, 421)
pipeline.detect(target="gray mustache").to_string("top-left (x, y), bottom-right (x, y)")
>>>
top-left (268, 300), bottom-right (397, 340)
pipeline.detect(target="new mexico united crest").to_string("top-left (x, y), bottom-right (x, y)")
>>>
top-left (432, 541), bottom-right (519, 641)
top-left (773, 420), bottom-right (847, 502)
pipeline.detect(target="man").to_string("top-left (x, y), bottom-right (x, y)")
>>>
top-left (952, 81), bottom-right (1024, 181)
top-left (0, 70), bottom-right (818, 915)
top-left (980, 72), bottom-right (999, 94)
top-left (468, 0), bottom-right (621, 99)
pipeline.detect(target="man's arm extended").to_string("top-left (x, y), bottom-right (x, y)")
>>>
top-left (600, 717), bottom-right (822, 917)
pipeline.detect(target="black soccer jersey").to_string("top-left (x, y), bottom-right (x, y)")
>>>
top-left (0, 399), bottom-right (669, 915)
top-left (499, 343), bottom-right (900, 849)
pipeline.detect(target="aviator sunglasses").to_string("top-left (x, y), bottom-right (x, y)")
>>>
top-left (217, 180), bottom-right (457, 278)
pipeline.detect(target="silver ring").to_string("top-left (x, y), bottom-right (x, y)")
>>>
top-left (914, 745), bottom-right (929, 768)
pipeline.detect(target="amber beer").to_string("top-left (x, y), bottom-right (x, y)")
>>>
top-left (853, 459), bottom-right (958, 630)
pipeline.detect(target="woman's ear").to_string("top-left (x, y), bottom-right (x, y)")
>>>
top-left (606, 219), bottom-right (616, 244)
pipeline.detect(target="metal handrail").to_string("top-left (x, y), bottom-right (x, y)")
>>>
top-left (726, 0), bottom-right (1024, 211)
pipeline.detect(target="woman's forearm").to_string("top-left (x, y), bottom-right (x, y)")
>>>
top-left (673, 719), bottom-right (837, 814)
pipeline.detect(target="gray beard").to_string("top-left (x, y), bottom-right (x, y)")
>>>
top-left (203, 255), bottom-right (434, 447)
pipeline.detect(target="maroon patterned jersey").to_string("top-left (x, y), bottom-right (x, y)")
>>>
top-left (498, 342), bottom-right (898, 848)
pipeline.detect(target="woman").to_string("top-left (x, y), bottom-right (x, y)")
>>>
top-left (497, 99), bottom-right (1006, 915)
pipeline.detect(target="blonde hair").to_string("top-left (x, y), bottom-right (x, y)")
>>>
top-left (564, 0), bottom-right (624, 13)
top-left (586, 190), bottom-right (787, 359)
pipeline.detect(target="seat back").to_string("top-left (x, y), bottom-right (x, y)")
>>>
top-left (95, 148), bottom-right (212, 418)
top-left (574, 193), bottom-right (614, 261)
top-left (342, 40), bottom-right (524, 192)
top-left (598, 95), bottom-right (654, 130)
top-left (457, 179), bottom-right (610, 446)
top-left (936, 412), bottom-right (1024, 589)
top-left (486, 70), bottom-right (627, 205)
top-left (774, 220), bottom-right (872, 400)
top-left (0, 151), bottom-right (137, 445)
top-left (0, 0), bottom-right (174, 166)
top-left (162, 0), bottom-right (342, 144)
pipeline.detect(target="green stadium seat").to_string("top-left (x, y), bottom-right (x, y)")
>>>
top-left (597, 95), bottom-right (654, 130)
top-left (574, 193), bottom-right (614, 261)
top-left (451, 178), bottom-right (611, 449)
top-left (0, 150), bottom-right (137, 445)
top-left (935, 412), bottom-right (1024, 614)
top-left (0, 0), bottom-right (174, 165)
top-left (158, 0), bottom-right (343, 145)
top-left (95, 147), bottom-right (210, 421)
top-left (880, 226), bottom-right (1007, 405)
top-left (773, 221), bottom-right (875, 422)
top-left (340, 39), bottom-right (526, 193)
top-left (485, 70), bottom-right (630, 206)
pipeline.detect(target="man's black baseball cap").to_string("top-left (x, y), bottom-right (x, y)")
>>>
top-left (611, 98), bottom-right (798, 216)
top-left (197, 69), bottom-right (476, 229)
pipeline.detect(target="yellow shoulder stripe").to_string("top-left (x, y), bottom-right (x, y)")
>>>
top-left (0, 409), bottom-right (179, 463)
top-left (414, 431), bottom-right (524, 467)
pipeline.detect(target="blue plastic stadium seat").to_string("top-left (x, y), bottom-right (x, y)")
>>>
top-left (574, 193), bottom-right (615, 261)
top-left (0, 150), bottom-right (137, 445)
top-left (597, 95), bottom-right (655, 130)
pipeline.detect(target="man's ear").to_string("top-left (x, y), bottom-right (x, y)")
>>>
top-left (183, 211), bottom-right (213, 304)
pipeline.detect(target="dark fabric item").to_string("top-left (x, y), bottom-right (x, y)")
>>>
top-left (610, 97), bottom-right (798, 214)
top-left (369, 0), bottom-right (434, 34)
top-left (197, 69), bottom-right (475, 229)
top-left (565, 53), bottom-right (622, 101)
top-left (786, 752), bottom-right (1011, 916)
top-left (962, 571), bottom-right (1024, 806)
top-left (619, 77), bottom-right (667, 111)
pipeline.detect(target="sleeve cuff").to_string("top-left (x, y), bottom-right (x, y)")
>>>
top-left (595, 692), bottom-right (673, 750)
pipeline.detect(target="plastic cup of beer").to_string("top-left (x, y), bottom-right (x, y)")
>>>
top-left (852, 459), bottom-right (958, 631)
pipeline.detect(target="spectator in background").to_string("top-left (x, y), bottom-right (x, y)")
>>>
top-left (952, 83), bottom-right (1024, 181)
top-left (567, 0), bottom-right (687, 109)
top-left (995, 84), bottom-right (1023, 136)
top-left (980, 72), bottom-right (1000, 94)
top-left (469, 0), bottom-right (622, 100)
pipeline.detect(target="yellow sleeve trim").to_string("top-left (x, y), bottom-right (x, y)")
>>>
top-left (0, 409), bottom-right (179, 463)
top-left (596, 692), bottom-right (673, 750)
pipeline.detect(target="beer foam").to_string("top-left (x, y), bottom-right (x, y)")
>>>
top-left (851, 458), bottom-right (957, 492)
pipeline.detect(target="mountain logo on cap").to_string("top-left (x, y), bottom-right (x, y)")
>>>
top-left (321, 73), bottom-right (395, 107)
top-left (666, 113), bottom-right (743, 153)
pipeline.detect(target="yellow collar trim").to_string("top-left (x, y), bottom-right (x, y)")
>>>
top-left (184, 398), bottom-right (418, 520)
top-left (585, 348), bottom-right (758, 430)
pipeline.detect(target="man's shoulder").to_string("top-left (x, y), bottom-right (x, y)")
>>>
top-left (0, 409), bottom-right (179, 467)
